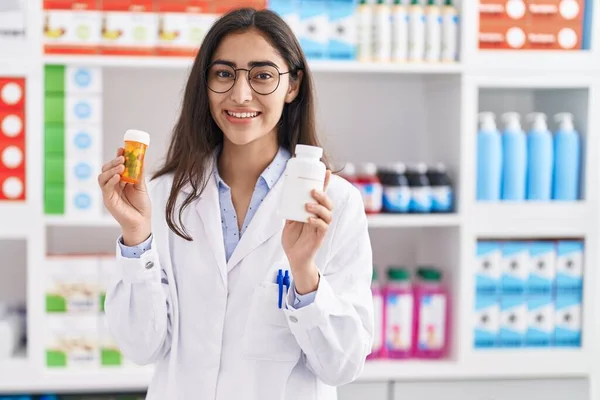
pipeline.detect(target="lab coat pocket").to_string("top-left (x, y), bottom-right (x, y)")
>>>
top-left (242, 282), bottom-right (302, 362)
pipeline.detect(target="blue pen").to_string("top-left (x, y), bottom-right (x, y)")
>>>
top-left (277, 269), bottom-right (284, 309)
top-left (283, 270), bottom-right (290, 294)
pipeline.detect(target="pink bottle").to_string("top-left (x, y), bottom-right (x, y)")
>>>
top-left (368, 269), bottom-right (384, 360)
top-left (413, 267), bottom-right (450, 359)
top-left (384, 267), bottom-right (414, 359)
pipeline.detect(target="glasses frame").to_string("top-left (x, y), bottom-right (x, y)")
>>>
top-left (205, 61), bottom-right (293, 96)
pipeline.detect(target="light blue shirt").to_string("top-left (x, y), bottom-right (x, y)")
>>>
top-left (118, 147), bottom-right (316, 308)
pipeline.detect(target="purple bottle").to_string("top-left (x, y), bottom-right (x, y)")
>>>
top-left (385, 267), bottom-right (414, 359)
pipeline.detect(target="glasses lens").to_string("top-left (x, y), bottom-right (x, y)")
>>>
top-left (207, 64), bottom-right (236, 93)
top-left (248, 65), bottom-right (280, 95)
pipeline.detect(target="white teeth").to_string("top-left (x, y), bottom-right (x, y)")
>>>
top-left (227, 111), bottom-right (258, 119)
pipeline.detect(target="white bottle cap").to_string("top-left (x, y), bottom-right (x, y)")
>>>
top-left (554, 112), bottom-right (575, 132)
top-left (390, 162), bottom-right (406, 174)
top-left (295, 144), bottom-right (323, 159)
top-left (360, 162), bottom-right (378, 176)
top-left (124, 129), bottom-right (150, 146)
top-left (478, 112), bottom-right (497, 132)
top-left (501, 112), bottom-right (522, 132)
top-left (527, 112), bottom-right (548, 132)
top-left (342, 162), bottom-right (356, 176)
top-left (409, 162), bottom-right (427, 174)
top-left (433, 162), bottom-right (446, 173)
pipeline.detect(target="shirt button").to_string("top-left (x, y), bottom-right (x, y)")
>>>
top-left (289, 316), bottom-right (298, 323)
top-left (145, 261), bottom-right (154, 269)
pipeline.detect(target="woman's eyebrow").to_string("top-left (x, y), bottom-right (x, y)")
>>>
top-left (212, 59), bottom-right (280, 69)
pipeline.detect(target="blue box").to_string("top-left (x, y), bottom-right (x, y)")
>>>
top-left (299, 0), bottom-right (329, 59)
top-left (475, 241), bottom-right (501, 295)
top-left (501, 241), bottom-right (529, 295)
top-left (528, 241), bottom-right (556, 294)
top-left (554, 291), bottom-right (582, 347)
top-left (327, 0), bottom-right (357, 60)
top-left (555, 240), bottom-right (584, 294)
top-left (525, 292), bottom-right (553, 347)
top-left (499, 293), bottom-right (526, 348)
top-left (474, 293), bottom-right (499, 349)
top-left (269, 0), bottom-right (301, 39)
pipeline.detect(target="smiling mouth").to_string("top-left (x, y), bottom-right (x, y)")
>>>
top-left (226, 110), bottom-right (261, 119)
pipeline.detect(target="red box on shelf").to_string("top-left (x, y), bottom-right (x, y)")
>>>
top-left (0, 141), bottom-right (26, 171)
top-left (0, 78), bottom-right (25, 110)
top-left (0, 170), bottom-right (26, 201)
top-left (101, 0), bottom-right (159, 56)
top-left (0, 112), bottom-right (25, 141)
top-left (44, 0), bottom-right (101, 55)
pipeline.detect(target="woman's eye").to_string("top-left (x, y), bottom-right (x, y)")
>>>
top-left (255, 73), bottom-right (273, 80)
top-left (216, 70), bottom-right (233, 78)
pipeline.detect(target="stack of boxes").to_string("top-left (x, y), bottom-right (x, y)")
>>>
top-left (474, 239), bottom-right (583, 349)
top-left (0, 78), bottom-right (26, 201)
top-left (45, 254), bottom-right (131, 369)
top-left (44, 65), bottom-right (103, 217)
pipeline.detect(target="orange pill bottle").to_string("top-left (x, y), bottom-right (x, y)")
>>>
top-left (121, 129), bottom-right (150, 184)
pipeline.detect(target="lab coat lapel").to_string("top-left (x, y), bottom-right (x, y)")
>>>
top-left (195, 174), bottom-right (228, 286)
top-left (226, 178), bottom-right (286, 271)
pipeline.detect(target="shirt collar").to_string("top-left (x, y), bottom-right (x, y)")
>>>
top-left (213, 146), bottom-right (291, 191)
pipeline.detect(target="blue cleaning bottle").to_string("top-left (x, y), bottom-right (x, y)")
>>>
top-left (526, 113), bottom-right (554, 201)
top-left (552, 112), bottom-right (581, 200)
top-left (476, 112), bottom-right (502, 201)
top-left (501, 112), bottom-right (527, 201)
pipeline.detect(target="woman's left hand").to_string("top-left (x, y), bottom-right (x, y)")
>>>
top-left (282, 170), bottom-right (333, 295)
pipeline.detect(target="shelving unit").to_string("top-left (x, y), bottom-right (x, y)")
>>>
top-left (1, 0), bottom-right (600, 398)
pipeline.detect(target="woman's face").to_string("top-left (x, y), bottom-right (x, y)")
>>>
top-left (207, 29), bottom-right (301, 147)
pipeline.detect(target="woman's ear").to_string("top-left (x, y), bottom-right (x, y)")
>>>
top-left (284, 70), bottom-right (303, 104)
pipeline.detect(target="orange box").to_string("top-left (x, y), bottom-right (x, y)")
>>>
top-left (0, 112), bottom-right (25, 140)
top-left (526, 21), bottom-right (582, 50)
top-left (101, 0), bottom-right (159, 56)
top-left (528, 0), bottom-right (585, 22)
top-left (479, 0), bottom-right (528, 21)
top-left (0, 170), bottom-right (25, 201)
top-left (0, 79), bottom-right (25, 110)
top-left (43, 0), bottom-right (101, 55)
top-left (156, 0), bottom-right (218, 57)
top-left (479, 20), bottom-right (528, 50)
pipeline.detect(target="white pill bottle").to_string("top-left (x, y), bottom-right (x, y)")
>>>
top-left (279, 144), bottom-right (326, 223)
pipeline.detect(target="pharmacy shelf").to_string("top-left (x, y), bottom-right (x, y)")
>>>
top-left (470, 203), bottom-right (591, 238)
top-left (43, 55), bottom-right (462, 74)
top-left (44, 215), bottom-right (118, 227)
top-left (0, 205), bottom-right (36, 239)
top-left (466, 51), bottom-right (599, 75)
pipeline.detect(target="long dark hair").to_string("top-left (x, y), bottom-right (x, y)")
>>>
top-left (152, 7), bottom-right (328, 241)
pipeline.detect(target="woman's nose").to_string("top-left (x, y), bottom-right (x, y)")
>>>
top-left (229, 73), bottom-right (253, 104)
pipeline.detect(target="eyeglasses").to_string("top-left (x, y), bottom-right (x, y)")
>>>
top-left (205, 62), bottom-right (292, 95)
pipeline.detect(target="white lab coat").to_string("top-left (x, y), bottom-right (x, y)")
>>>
top-left (104, 162), bottom-right (375, 400)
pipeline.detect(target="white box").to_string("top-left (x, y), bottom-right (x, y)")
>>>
top-left (473, 293), bottom-right (499, 349)
top-left (99, 314), bottom-right (136, 367)
top-left (501, 241), bottom-right (530, 294)
top-left (526, 293), bottom-right (554, 347)
top-left (554, 292), bottom-right (582, 347)
top-left (65, 187), bottom-right (102, 217)
top-left (45, 256), bottom-right (99, 313)
top-left (43, 10), bottom-right (102, 48)
top-left (157, 11), bottom-right (217, 52)
top-left (556, 240), bottom-right (584, 292)
top-left (475, 241), bottom-right (502, 294)
top-left (66, 157), bottom-right (100, 189)
top-left (499, 293), bottom-right (527, 347)
top-left (102, 11), bottom-right (159, 49)
top-left (528, 241), bottom-right (556, 293)
top-left (66, 94), bottom-right (103, 125)
top-left (66, 66), bottom-right (103, 94)
top-left (66, 125), bottom-right (102, 159)
top-left (45, 315), bottom-right (99, 369)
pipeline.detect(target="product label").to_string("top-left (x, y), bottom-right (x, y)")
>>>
top-left (382, 186), bottom-right (410, 212)
top-left (418, 294), bottom-right (446, 350)
top-left (102, 11), bottom-right (159, 48)
top-left (157, 12), bottom-right (217, 53)
top-left (43, 10), bottom-right (102, 48)
top-left (409, 186), bottom-right (432, 212)
top-left (392, 6), bottom-right (408, 61)
top-left (372, 294), bottom-right (383, 352)
top-left (386, 293), bottom-right (413, 351)
top-left (358, 182), bottom-right (383, 212)
top-left (431, 185), bottom-right (452, 212)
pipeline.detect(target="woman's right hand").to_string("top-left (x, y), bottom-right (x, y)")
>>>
top-left (98, 148), bottom-right (152, 246)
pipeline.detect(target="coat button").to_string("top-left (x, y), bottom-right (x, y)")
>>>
top-left (145, 261), bottom-right (154, 269)
top-left (289, 316), bottom-right (298, 323)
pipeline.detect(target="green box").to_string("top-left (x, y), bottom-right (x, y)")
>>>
top-left (45, 65), bottom-right (65, 94)
top-left (44, 184), bottom-right (64, 215)
top-left (46, 350), bottom-right (67, 367)
top-left (101, 348), bottom-right (122, 366)
top-left (44, 124), bottom-right (65, 156)
top-left (44, 94), bottom-right (65, 124)
top-left (44, 157), bottom-right (65, 185)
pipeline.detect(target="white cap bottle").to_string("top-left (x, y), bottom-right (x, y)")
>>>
top-left (279, 145), bottom-right (326, 223)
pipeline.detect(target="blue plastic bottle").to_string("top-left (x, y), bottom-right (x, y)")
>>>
top-left (526, 113), bottom-right (553, 201)
top-left (552, 112), bottom-right (581, 201)
top-left (501, 112), bottom-right (527, 201)
top-left (476, 112), bottom-right (502, 201)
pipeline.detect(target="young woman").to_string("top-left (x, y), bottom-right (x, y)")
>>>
top-left (97, 7), bottom-right (374, 400)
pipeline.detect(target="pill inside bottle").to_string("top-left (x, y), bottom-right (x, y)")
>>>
top-left (121, 129), bottom-right (150, 184)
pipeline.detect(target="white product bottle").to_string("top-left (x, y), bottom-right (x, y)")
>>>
top-left (441, 0), bottom-right (458, 62)
top-left (425, 0), bottom-right (441, 62)
top-left (408, 0), bottom-right (425, 62)
top-left (392, 0), bottom-right (409, 62)
top-left (279, 145), bottom-right (326, 223)
top-left (357, 0), bottom-right (374, 62)
top-left (374, 0), bottom-right (392, 62)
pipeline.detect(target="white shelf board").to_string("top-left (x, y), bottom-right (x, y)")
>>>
top-left (0, 204), bottom-right (34, 239)
top-left (367, 214), bottom-right (460, 228)
top-left (44, 215), bottom-right (119, 227)
top-left (470, 202), bottom-right (590, 237)
top-left (43, 55), bottom-right (462, 74)
top-left (466, 50), bottom-right (598, 75)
